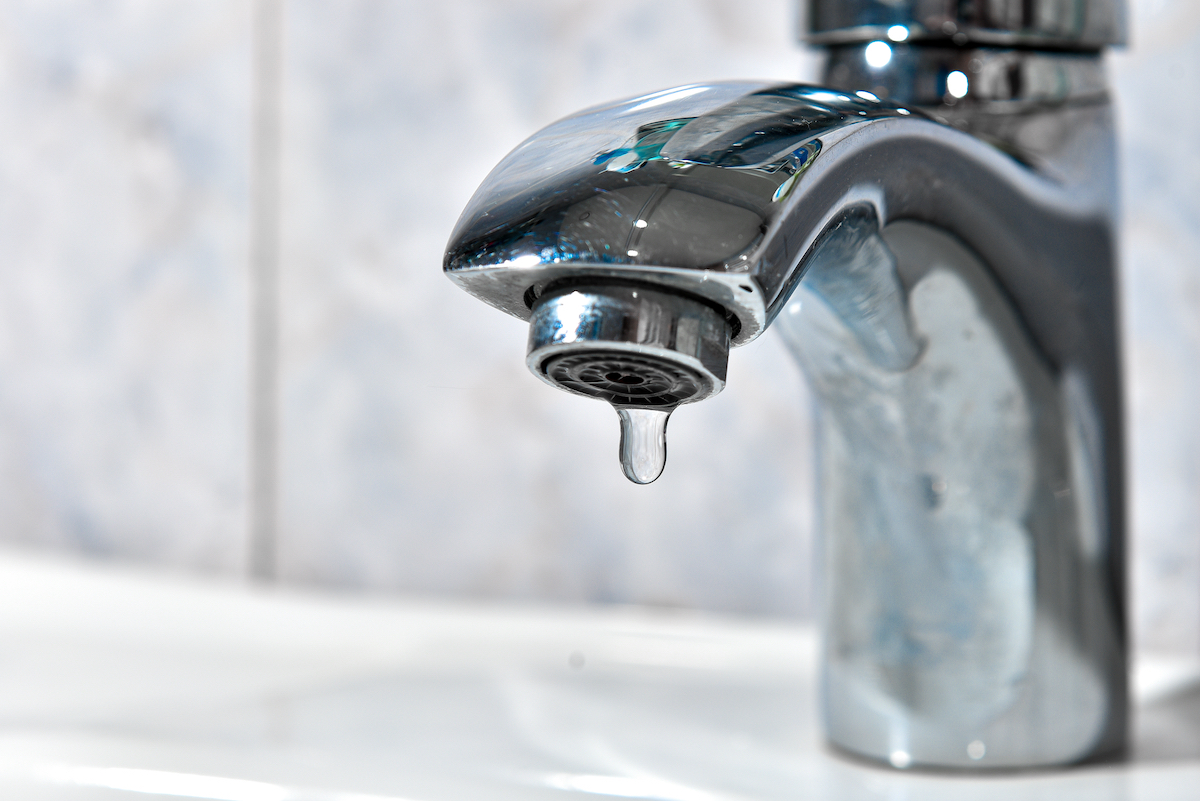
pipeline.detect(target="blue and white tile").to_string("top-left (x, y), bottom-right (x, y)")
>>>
top-left (1115, 0), bottom-right (1200, 654)
top-left (0, 2), bottom-right (252, 570)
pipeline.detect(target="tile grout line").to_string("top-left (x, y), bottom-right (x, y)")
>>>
top-left (248, 0), bottom-right (284, 581)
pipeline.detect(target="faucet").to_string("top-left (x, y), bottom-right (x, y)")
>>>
top-left (444, 0), bottom-right (1127, 770)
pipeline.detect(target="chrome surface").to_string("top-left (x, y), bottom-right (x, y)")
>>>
top-left (525, 284), bottom-right (730, 484)
top-left (526, 284), bottom-right (730, 410)
top-left (823, 46), bottom-right (1108, 107)
top-left (443, 3), bottom-right (1125, 772)
top-left (818, 44), bottom-right (1116, 191)
top-left (806, 0), bottom-right (1127, 49)
top-left (445, 84), bottom-right (915, 347)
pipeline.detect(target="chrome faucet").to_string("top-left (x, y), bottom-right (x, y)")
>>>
top-left (444, 0), bottom-right (1127, 770)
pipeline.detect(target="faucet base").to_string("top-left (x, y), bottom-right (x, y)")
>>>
top-left (777, 220), bottom-right (1125, 768)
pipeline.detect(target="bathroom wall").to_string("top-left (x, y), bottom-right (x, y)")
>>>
top-left (1111, 0), bottom-right (1200, 654)
top-left (0, 0), bottom-right (1196, 656)
top-left (0, 4), bottom-right (252, 568)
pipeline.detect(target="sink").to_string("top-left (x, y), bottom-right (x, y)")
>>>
top-left (0, 549), bottom-right (1195, 800)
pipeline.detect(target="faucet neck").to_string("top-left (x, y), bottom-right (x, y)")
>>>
top-left (803, 1), bottom-right (1120, 202)
top-left (814, 43), bottom-right (1117, 197)
top-left (804, 0), bottom-right (1127, 50)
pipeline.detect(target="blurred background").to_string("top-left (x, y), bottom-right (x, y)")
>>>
top-left (0, 0), bottom-right (1194, 659)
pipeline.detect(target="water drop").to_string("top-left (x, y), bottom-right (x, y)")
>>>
top-left (616, 408), bottom-right (671, 484)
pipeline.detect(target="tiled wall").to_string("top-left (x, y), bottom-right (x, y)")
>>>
top-left (1111, 0), bottom-right (1200, 654)
top-left (0, 3), bottom-right (252, 568)
top-left (0, 1), bottom-right (1196, 655)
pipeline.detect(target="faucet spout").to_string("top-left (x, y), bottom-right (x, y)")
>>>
top-left (444, 78), bottom-right (1125, 768)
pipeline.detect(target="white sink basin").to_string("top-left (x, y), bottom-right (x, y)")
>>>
top-left (0, 550), bottom-right (1195, 800)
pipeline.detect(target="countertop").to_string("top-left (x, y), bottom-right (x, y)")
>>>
top-left (0, 550), bottom-right (1196, 800)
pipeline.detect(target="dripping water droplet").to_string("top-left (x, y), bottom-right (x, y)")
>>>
top-left (617, 408), bottom-right (671, 484)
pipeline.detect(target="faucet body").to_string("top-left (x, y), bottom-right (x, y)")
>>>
top-left (445, 1), bottom-right (1126, 770)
